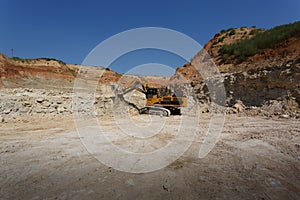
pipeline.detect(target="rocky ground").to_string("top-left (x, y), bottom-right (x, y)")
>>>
top-left (0, 87), bottom-right (299, 200)
top-left (0, 113), bottom-right (299, 199)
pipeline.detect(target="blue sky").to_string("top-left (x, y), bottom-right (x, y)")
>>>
top-left (0, 0), bottom-right (299, 75)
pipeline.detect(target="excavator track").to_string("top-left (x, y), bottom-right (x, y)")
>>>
top-left (139, 106), bottom-right (171, 117)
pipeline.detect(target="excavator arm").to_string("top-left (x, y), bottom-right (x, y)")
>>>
top-left (116, 81), bottom-right (146, 96)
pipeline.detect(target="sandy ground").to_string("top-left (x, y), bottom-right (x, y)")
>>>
top-left (0, 114), bottom-right (300, 200)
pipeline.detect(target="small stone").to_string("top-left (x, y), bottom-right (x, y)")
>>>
top-left (57, 106), bottom-right (65, 113)
top-left (25, 88), bottom-right (33, 92)
top-left (23, 101), bottom-right (32, 107)
top-left (43, 102), bottom-right (51, 107)
top-left (125, 179), bottom-right (135, 186)
top-left (0, 115), bottom-right (4, 122)
top-left (36, 98), bottom-right (44, 103)
top-left (233, 101), bottom-right (245, 112)
top-left (19, 107), bottom-right (30, 113)
top-left (36, 109), bottom-right (42, 113)
top-left (49, 108), bottom-right (56, 113)
top-left (280, 114), bottom-right (289, 119)
top-left (3, 108), bottom-right (11, 114)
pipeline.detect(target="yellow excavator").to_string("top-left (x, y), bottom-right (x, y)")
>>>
top-left (115, 81), bottom-right (187, 116)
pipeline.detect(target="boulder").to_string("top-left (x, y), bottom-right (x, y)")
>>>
top-left (123, 90), bottom-right (146, 110)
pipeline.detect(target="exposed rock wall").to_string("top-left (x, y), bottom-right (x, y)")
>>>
top-left (0, 87), bottom-right (114, 120)
top-left (171, 58), bottom-right (300, 117)
top-left (224, 59), bottom-right (300, 107)
top-left (0, 83), bottom-right (148, 121)
top-left (170, 26), bottom-right (300, 117)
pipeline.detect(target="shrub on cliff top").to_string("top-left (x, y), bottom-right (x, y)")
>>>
top-left (11, 57), bottom-right (66, 65)
top-left (221, 21), bottom-right (300, 63)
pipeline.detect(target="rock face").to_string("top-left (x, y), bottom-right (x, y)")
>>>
top-left (0, 54), bottom-right (132, 89)
top-left (170, 26), bottom-right (300, 117)
top-left (0, 54), bottom-right (76, 88)
top-left (171, 58), bottom-right (300, 117)
top-left (224, 60), bottom-right (300, 108)
top-left (0, 84), bottom-right (149, 119)
top-left (0, 87), bottom-right (115, 118)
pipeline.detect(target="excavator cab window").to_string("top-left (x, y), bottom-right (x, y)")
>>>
top-left (146, 88), bottom-right (158, 98)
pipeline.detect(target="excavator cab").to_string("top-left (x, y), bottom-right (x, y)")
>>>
top-left (145, 88), bottom-right (158, 99)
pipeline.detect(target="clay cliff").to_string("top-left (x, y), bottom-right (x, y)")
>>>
top-left (0, 54), bottom-right (168, 89)
top-left (0, 54), bottom-right (128, 89)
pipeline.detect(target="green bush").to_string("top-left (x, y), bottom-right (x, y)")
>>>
top-left (10, 56), bottom-right (66, 65)
top-left (229, 29), bottom-right (236, 36)
top-left (11, 57), bottom-right (22, 61)
top-left (241, 26), bottom-right (247, 30)
top-left (212, 41), bottom-right (218, 45)
top-left (218, 36), bottom-right (225, 43)
top-left (67, 67), bottom-right (77, 76)
top-left (38, 57), bottom-right (66, 65)
top-left (221, 21), bottom-right (300, 63)
top-left (249, 29), bottom-right (262, 35)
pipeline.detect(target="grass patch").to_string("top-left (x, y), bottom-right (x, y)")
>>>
top-left (229, 29), bottom-right (236, 36)
top-left (11, 57), bottom-right (66, 65)
top-left (66, 67), bottom-right (78, 76)
top-left (221, 21), bottom-right (300, 63)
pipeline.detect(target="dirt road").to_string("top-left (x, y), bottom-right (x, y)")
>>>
top-left (1, 115), bottom-right (299, 199)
